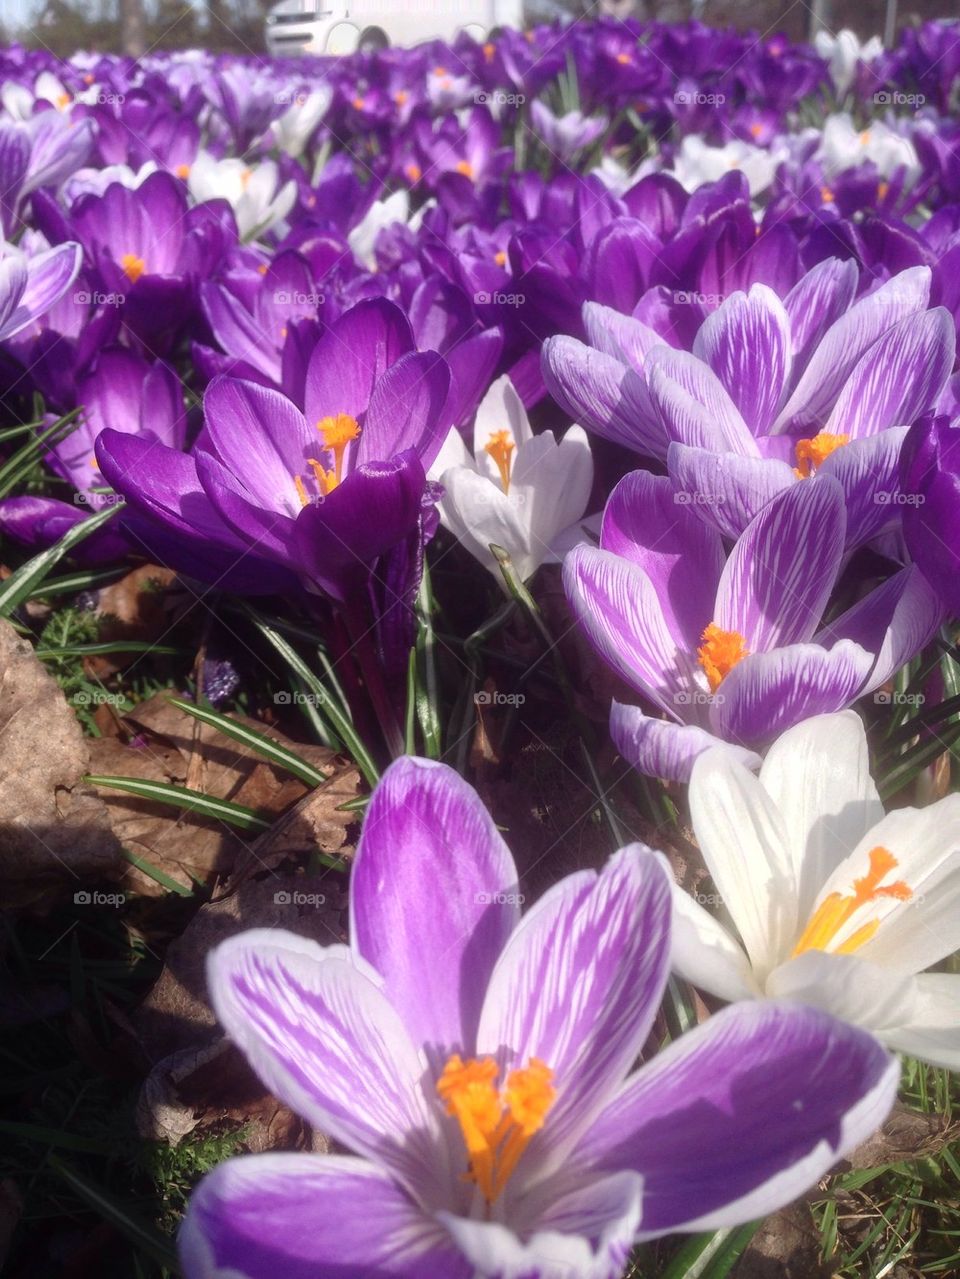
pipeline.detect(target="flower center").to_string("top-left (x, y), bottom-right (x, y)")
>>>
top-left (484, 430), bottom-right (515, 494)
top-left (794, 433), bottom-right (849, 478)
top-left (292, 414), bottom-right (361, 507)
top-left (697, 623), bottom-right (749, 692)
top-left (121, 253), bottom-right (146, 283)
top-left (494, 250), bottom-right (507, 267)
top-left (456, 160), bottom-right (475, 180)
top-left (483, 42), bottom-right (496, 61)
top-left (437, 1054), bottom-right (556, 1204)
top-left (791, 846), bottom-right (912, 958)
top-left (175, 163), bottom-right (191, 179)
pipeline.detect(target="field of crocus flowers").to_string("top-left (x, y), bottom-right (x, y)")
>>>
top-left (1, 14), bottom-right (960, 1279)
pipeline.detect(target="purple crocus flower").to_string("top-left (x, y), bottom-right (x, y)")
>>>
top-left (180, 756), bottom-right (897, 1278)
top-left (530, 101), bottom-right (608, 164)
top-left (544, 265), bottom-right (954, 548)
top-left (565, 472), bottom-right (945, 782)
top-left (900, 413), bottom-right (960, 616)
top-left (0, 240), bottom-right (81, 343)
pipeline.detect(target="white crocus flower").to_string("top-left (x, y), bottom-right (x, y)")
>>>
top-left (269, 87), bottom-right (331, 158)
top-left (430, 375), bottom-right (593, 587)
top-left (817, 113), bottom-right (920, 181)
top-left (672, 711), bottom-right (960, 1069)
top-left (814, 29), bottom-right (883, 98)
top-left (188, 153), bottom-right (296, 241)
top-left (347, 190), bottom-right (412, 270)
top-left (670, 135), bottom-right (782, 197)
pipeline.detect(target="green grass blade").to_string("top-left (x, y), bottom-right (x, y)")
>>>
top-left (167, 696), bottom-right (329, 788)
top-left (119, 847), bottom-right (195, 896)
top-left (84, 775), bottom-right (270, 832)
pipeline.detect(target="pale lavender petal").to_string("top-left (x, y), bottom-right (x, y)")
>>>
top-left (817, 565), bottom-right (947, 694)
top-left (773, 266), bottom-right (932, 434)
top-left (582, 300), bottom-right (661, 372)
top-left (5, 242), bottom-right (81, 338)
top-left (440, 1169), bottom-right (642, 1279)
top-left (351, 757), bottom-right (520, 1064)
top-left (819, 428), bottom-right (909, 548)
top-left (824, 308), bottom-right (955, 440)
top-left (206, 930), bottom-right (445, 1196)
top-left (611, 701), bottom-right (761, 783)
top-left (692, 285), bottom-right (792, 435)
top-left (541, 334), bottom-right (667, 460)
top-left (577, 1001), bottom-right (898, 1238)
top-left (711, 641), bottom-right (875, 749)
top-left (563, 545), bottom-right (696, 716)
top-left (476, 847), bottom-right (672, 1163)
top-left (715, 477), bottom-right (845, 650)
top-left (646, 348), bottom-right (759, 454)
top-left (181, 1154), bottom-right (468, 1279)
top-left (600, 470), bottom-right (724, 649)
top-left (666, 443), bottom-right (795, 541)
top-left (784, 256), bottom-right (858, 366)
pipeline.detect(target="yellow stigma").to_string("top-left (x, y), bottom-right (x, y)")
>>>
top-left (860, 129), bottom-right (872, 146)
top-left (820, 186), bottom-right (834, 204)
top-left (175, 162), bottom-right (191, 179)
top-left (121, 253), bottom-right (146, 283)
top-left (616, 51), bottom-right (631, 64)
top-left (793, 433), bottom-right (850, 479)
top-left (317, 413), bottom-right (361, 489)
top-left (494, 249), bottom-right (507, 267)
top-left (293, 474), bottom-right (310, 508)
top-left (749, 122), bottom-right (763, 138)
top-left (697, 623), bottom-right (749, 693)
top-left (406, 162), bottom-right (422, 183)
top-left (57, 91), bottom-right (72, 109)
top-left (352, 96), bottom-right (366, 111)
top-left (484, 429), bottom-right (515, 494)
top-left (394, 90), bottom-right (409, 105)
top-left (877, 180), bottom-right (889, 200)
top-left (483, 42), bottom-right (496, 61)
top-left (456, 159), bottom-right (475, 180)
top-left (437, 1054), bottom-right (555, 1204)
top-left (792, 846), bottom-right (912, 958)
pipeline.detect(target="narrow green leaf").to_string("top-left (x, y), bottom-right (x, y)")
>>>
top-left (0, 504), bottom-right (120, 617)
top-left (38, 641), bottom-right (180, 659)
top-left (119, 847), bottom-right (195, 897)
top-left (84, 775), bottom-right (270, 832)
top-left (167, 696), bottom-right (329, 788)
top-left (28, 565), bottom-right (127, 598)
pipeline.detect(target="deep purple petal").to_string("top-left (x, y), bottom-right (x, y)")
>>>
top-left (304, 297), bottom-right (415, 426)
top-left (357, 350), bottom-right (451, 471)
top-left (203, 376), bottom-right (313, 500)
top-left (351, 757), bottom-right (520, 1064)
top-left (578, 1001), bottom-right (897, 1237)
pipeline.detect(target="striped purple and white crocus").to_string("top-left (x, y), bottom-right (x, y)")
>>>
top-left (181, 757), bottom-right (898, 1279)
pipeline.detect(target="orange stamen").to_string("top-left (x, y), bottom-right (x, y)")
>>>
top-left (820, 186), bottom-right (835, 204)
top-left (697, 623), bottom-right (749, 692)
top-left (793, 433), bottom-right (850, 479)
top-left (494, 249), bottom-right (507, 267)
top-left (792, 846), bottom-right (912, 957)
top-left (437, 1054), bottom-right (555, 1204)
top-left (120, 253), bottom-right (146, 283)
top-left (484, 429), bottom-right (515, 494)
top-left (175, 162), bottom-right (191, 179)
top-left (456, 160), bottom-right (475, 180)
top-left (316, 413), bottom-right (361, 489)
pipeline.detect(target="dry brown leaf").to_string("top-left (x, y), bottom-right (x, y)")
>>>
top-left (84, 564), bottom-right (178, 679)
top-left (840, 1101), bottom-right (956, 1169)
top-left (90, 692), bottom-right (360, 896)
top-left (732, 1205), bottom-right (825, 1279)
top-left (0, 617), bottom-right (121, 901)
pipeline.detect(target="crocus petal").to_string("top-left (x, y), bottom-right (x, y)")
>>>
top-left (180, 1154), bottom-right (468, 1279)
top-left (439, 1169), bottom-right (642, 1279)
top-left (4, 241), bottom-right (81, 338)
top-left (582, 300), bottom-right (661, 372)
top-left (206, 930), bottom-right (444, 1196)
top-left (772, 266), bottom-right (931, 434)
top-left (203, 376), bottom-right (314, 502)
top-left (438, 467), bottom-right (536, 580)
top-left (304, 297), bottom-right (414, 426)
top-left (646, 347), bottom-right (759, 455)
top-left (688, 747), bottom-right (796, 980)
top-left (812, 798), bottom-right (960, 974)
top-left (472, 373), bottom-right (533, 455)
top-left (758, 712), bottom-right (883, 922)
top-left (823, 307), bottom-right (955, 440)
top-left (197, 451), bottom-right (296, 564)
top-left (578, 1001), bottom-right (898, 1238)
top-left (358, 350), bottom-right (451, 471)
top-left (711, 641), bottom-right (875, 750)
top-left (714, 476), bottom-right (846, 650)
top-left (669, 885), bottom-right (760, 1002)
top-left (818, 427), bottom-right (909, 548)
top-left (610, 700), bottom-right (762, 783)
top-left (885, 973), bottom-right (960, 1070)
top-left (692, 285), bottom-right (792, 435)
top-left (600, 470), bottom-right (724, 650)
top-left (541, 334), bottom-right (666, 459)
top-left (351, 757), bottom-right (520, 1064)
top-left (476, 847), bottom-right (672, 1165)
top-left (666, 443), bottom-right (795, 541)
top-left (783, 256), bottom-right (858, 366)
top-left (766, 951), bottom-right (917, 1042)
top-left (816, 565), bottom-right (946, 695)
top-left (563, 545), bottom-right (697, 716)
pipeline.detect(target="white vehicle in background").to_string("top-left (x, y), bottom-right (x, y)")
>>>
top-left (265, 0), bottom-right (525, 57)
